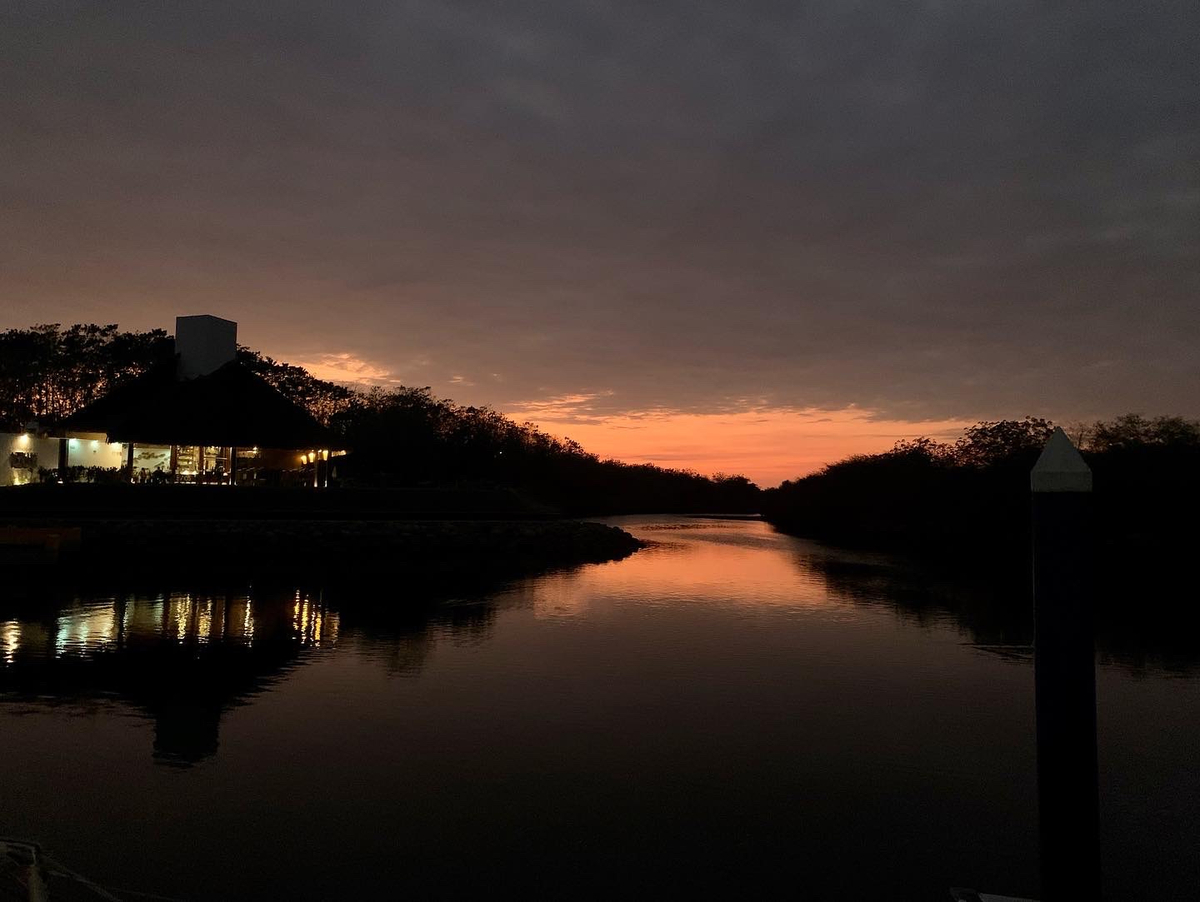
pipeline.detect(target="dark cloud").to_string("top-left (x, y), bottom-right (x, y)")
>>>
top-left (2, 0), bottom-right (1197, 420)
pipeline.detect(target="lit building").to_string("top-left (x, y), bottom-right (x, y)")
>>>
top-left (1, 430), bottom-right (64, 486)
top-left (0, 315), bottom-right (342, 487)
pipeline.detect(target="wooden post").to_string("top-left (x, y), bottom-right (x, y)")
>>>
top-left (1031, 427), bottom-right (1100, 900)
top-left (229, 447), bottom-right (239, 486)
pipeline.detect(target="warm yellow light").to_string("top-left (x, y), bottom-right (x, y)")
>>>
top-left (15, 433), bottom-right (30, 448)
top-left (321, 450), bottom-right (329, 460)
top-left (1, 619), bottom-right (19, 664)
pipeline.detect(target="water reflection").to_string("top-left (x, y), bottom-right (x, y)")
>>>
top-left (785, 533), bottom-right (1200, 674)
top-left (335, 588), bottom-right (505, 675)
top-left (789, 543), bottom-right (1035, 646)
top-left (4, 518), bottom-right (1193, 778)
top-left (538, 520), bottom-right (848, 614)
top-left (0, 517), bottom-right (1196, 901)
top-left (514, 517), bottom-right (1200, 674)
top-left (0, 576), bottom-right (523, 768)
top-left (1, 619), bottom-right (19, 664)
top-left (0, 590), bottom-right (339, 766)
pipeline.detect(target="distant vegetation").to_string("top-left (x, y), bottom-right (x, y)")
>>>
top-left (327, 384), bottom-right (759, 513)
top-left (11, 324), bottom-right (1193, 531)
top-left (761, 415), bottom-right (1200, 555)
top-left (0, 324), bottom-right (174, 427)
top-left (0, 324), bottom-right (759, 514)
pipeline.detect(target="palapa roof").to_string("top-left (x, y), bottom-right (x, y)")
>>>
top-left (60, 361), bottom-right (338, 449)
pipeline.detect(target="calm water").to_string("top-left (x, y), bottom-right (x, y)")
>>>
top-left (2, 517), bottom-right (1198, 900)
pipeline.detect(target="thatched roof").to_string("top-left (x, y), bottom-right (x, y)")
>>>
top-left (60, 361), bottom-right (337, 449)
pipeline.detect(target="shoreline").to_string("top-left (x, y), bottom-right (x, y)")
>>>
top-left (1, 517), bottom-right (645, 586)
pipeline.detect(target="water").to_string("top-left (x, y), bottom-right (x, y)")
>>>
top-left (1, 517), bottom-right (1197, 900)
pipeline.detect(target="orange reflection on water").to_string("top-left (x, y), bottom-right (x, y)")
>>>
top-left (530, 520), bottom-right (849, 619)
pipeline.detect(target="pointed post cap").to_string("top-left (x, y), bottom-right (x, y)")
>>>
top-left (1031, 427), bottom-right (1092, 493)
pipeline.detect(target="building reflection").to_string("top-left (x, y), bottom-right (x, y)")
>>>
top-left (0, 590), bottom-right (339, 766)
top-left (0, 574), bottom-right (523, 765)
top-left (329, 585), bottom-right (502, 676)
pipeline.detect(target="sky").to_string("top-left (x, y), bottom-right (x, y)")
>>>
top-left (2, 1), bottom-right (1197, 486)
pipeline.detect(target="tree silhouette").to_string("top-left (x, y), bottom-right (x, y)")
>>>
top-left (0, 324), bottom-right (172, 430)
top-left (762, 415), bottom-right (1200, 554)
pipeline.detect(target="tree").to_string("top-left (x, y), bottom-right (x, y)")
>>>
top-left (1087, 414), bottom-right (1200, 451)
top-left (236, 347), bottom-right (356, 426)
top-left (0, 324), bottom-right (171, 430)
top-left (889, 436), bottom-right (954, 465)
top-left (953, 417), bottom-right (1055, 468)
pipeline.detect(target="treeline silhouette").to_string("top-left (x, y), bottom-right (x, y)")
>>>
top-left (331, 384), bottom-right (759, 513)
top-left (0, 324), bottom-right (758, 515)
top-left (0, 323), bottom-right (173, 427)
top-left (761, 415), bottom-right (1200, 555)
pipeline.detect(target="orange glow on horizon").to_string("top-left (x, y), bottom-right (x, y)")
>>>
top-left (505, 404), bottom-right (973, 487)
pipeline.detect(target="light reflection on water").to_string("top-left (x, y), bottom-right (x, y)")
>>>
top-left (0, 590), bottom-right (340, 769)
top-left (2, 591), bottom-right (338, 662)
top-left (0, 619), bottom-right (18, 664)
top-left (0, 516), bottom-right (1197, 901)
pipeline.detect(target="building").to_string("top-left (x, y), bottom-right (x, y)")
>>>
top-left (1, 315), bottom-right (341, 487)
top-left (1, 430), bottom-right (64, 486)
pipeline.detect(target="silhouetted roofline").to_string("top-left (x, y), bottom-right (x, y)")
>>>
top-left (59, 360), bottom-right (340, 450)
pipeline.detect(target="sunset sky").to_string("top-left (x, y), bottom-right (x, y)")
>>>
top-left (3, 2), bottom-right (1197, 486)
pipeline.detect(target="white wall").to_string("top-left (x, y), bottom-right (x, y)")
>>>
top-left (65, 437), bottom-right (126, 469)
top-left (1, 433), bottom-right (62, 486)
top-left (133, 445), bottom-right (171, 473)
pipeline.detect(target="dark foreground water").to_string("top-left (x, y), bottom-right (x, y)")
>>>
top-left (2, 517), bottom-right (1198, 900)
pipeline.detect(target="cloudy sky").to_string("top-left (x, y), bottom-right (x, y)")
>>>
top-left (3, 1), bottom-right (1196, 484)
